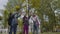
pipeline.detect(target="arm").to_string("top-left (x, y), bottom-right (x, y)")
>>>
top-left (16, 13), bottom-right (21, 18)
top-left (36, 16), bottom-right (40, 26)
top-left (28, 16), bottom-right (31, 19)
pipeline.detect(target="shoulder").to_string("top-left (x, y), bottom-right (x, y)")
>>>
top-left (35, 15), bottom-right (39, 18)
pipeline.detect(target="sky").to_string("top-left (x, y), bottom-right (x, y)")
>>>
top-left (0, 0), bottom-right (8, 10)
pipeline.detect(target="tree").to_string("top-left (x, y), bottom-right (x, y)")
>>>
top-left (3, 10), bottom-right (9, 28)
top-left (4, 0), bottom-right (26, 31)
top-left (39, 0), bottom-right (57, 31)
top-left (0, 16), bottom-right (2, 20)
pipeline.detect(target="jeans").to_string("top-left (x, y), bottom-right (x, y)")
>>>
top-left (33, 25), bottom-right (38, 34)
top-left (9, 25), bottom-right (17, 34)
top-left (23, 25), bottom-right (29, 34)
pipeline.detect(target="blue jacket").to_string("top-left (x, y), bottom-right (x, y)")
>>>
top-left (11, 12), bottom-right (20, 26)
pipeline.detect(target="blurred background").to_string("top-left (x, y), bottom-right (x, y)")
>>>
top-left (0, 0), bottom-right (60, 34)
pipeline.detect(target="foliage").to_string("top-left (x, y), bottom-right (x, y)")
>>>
top-left (3, 10), bottom-right (9, 28)
top-left (4, 0), bottom-right (25, 28)
top-left (4, 0), bottom-right (60, 32)
top-left (0, 16), bottom-right (2, 20)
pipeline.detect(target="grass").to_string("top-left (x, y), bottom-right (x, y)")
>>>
top-left (18, 32), bottom-right (60, 34)
top-left (41, 32), bottom-right (60, 34)
top-left (0, 32), bottom-right (60, 34)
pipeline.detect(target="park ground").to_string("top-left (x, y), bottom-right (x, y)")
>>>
top-left (41, 32), bottom-right (60, 34)
top-left (17, 32), bottom-right (60, 34)
top-left (0, 32), bottom-right (60, 34)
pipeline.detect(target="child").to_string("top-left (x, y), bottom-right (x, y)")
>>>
top-left (31, 14), bottom-right (40, 34)
top-left (23, 14), bottom-right (30, 34)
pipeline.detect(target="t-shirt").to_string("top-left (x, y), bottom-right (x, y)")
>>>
top-left (31, 15), bottom-right (40, 26)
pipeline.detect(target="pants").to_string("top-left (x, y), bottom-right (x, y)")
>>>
top-left (23, 25), bottom-right (29, 34)
top-left (33, 25), bottom-right (38, 34)
top-left (9, 25), bottom-right (17, 34)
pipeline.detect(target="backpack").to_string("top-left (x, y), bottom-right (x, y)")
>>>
top-left (32, 16), bottom-right (39, 27)
top-left (8, 15), bottom-right (12, 26)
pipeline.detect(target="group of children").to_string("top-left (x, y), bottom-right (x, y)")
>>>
top-left (8, 11), bottom-right (40, 34)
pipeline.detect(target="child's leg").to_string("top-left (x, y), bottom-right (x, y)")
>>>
top-left (9, 26), bottom-right (13, 34)
top-left (13, 25), bottom-right (17, 34)
top-left (36, 27), bottom-right (39, 34)
top-left (26, 26), bottom-right (29, 34)
top-left (23, 25), bottom-right (26, 34)
top-left (33, 26), bottom-right (35, 34)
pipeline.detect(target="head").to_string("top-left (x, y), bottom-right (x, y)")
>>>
top-left (32, 13), bottom-right (36, 17)
top-left (9, 12), bottom-right (12, 16)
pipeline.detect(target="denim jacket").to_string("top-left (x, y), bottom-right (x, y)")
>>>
top-left (11, 12), bottom-right (20, 26)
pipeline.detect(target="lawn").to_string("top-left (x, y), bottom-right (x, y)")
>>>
top-left (41, 32), bottom-right (60, 34)
top-left (18, 32), bottom-right (60, 34)
top-left (0, 32), bottom-right (60, 34)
